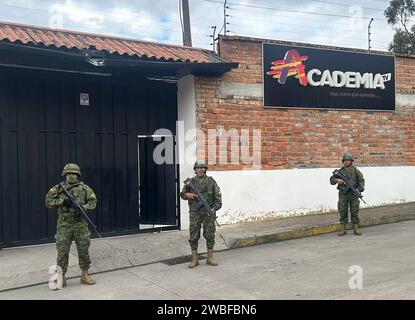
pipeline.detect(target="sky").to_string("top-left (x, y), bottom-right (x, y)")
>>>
top-left (0, 0), bottom-right (406, 52)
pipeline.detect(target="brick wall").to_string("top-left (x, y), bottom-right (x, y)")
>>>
top-left (194, 36), bottom-right (415, 170)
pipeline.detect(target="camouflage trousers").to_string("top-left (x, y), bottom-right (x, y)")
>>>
top-left (338, 193), bottom-right (360, 225)
top-left (55, 213), bottom-right (91, 273)
top-left (189, 211), bottom-right (216, 251)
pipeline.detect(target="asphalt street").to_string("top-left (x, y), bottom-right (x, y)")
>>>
top-left (1, 220), bottom-right (415, 300)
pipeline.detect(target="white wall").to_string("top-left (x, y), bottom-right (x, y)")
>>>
top-left (177, 76), bottom-right (415, 228)
top-left (206, 166), bottom-right (415, 225)
top-left (177, 75), bottom-right (197, 229)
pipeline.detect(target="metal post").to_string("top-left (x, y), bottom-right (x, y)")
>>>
top-left (181, 0), bottom-right (192, 47)
top-left (210, 25), bottom-right (217, 51)
top-left (224, 0), bottom-right (228, 36)
top-left (368, 18), bottom-right (374, 51)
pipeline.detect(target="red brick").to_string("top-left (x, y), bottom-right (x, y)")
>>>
top-left (195, 37), bottom-right (415, 170)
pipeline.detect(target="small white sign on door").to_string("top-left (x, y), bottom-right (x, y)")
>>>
top-left (80, 93), bottom-right (90, 106)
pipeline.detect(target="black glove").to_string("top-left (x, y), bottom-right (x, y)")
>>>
top-left (62, 198), bottom-right (73, 207)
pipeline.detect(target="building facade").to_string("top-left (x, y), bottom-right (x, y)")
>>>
top-left (187, 35), bottom-right (415, 225)
top-left (1, 22), bottom-right (414, 246)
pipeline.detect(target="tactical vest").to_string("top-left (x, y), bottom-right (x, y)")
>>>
top-left (57, 182), bottom-right (88, 214)
top-left (337, 167), bottom-right (359, 194)
top-left (188, 176), bottom-right (216, 212)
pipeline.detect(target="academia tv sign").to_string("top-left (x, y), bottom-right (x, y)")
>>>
top-left (263, 43), bottom-right (395, 111)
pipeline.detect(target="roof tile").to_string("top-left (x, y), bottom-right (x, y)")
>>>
top-left (0, 21), bottom-right (224, 64)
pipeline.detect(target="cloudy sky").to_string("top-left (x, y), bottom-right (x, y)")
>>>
top-left (0, 0), bottom-right (407, 51)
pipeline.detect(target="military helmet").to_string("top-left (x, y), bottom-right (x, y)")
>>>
top-left (342, 153), bottom-right (354, 161)
top-left (193, 160), bottom-right (208, 170)
top-left (62, 163), bottom-right (82, 177)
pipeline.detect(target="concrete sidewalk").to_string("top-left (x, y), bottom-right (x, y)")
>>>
top-left (1, 202), bottom-right (414, 292)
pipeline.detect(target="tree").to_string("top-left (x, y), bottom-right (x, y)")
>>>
top-left (384, 0), bottom-right (415, 53)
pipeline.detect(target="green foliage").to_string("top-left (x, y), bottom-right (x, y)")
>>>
top-left (388, 27), bottom-right (415, 52)
top-left (384, 0), bottom-right (415, 53)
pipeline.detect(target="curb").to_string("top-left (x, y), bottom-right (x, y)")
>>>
top-left (1, 211), bottom-right (414, 293)
top-left (230, 212), bottom-right (415, 249)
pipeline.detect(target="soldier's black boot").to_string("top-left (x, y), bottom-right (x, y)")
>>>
top-left (353, 224), bottom-right (362, 236)
top-left (189, 251), bottom-right (199, 268)
top-left (206, 249), bottom-right (218, 266)
top-left (338, 224), bottom-right (347, 236)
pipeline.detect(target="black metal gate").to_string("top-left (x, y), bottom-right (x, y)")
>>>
top-left (138, 135), bottom-right (179, 226)
top-left (0, 67), bottom-right (179, 247)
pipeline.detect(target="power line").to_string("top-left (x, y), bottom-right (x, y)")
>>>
top-left (0, 0), bottom-right (212, 30)
top-left (0, 13), bottom-right (211, 48)
top-left (229, 2), bottom-right (402, 32)
top-left (36, 0), bottom-right (212, 28)
top-left (207, 0), bottom-right (394, 49)
top-left (228, 14), bottom-right (394, 35)
top-left (223, 0), bottom-right (391, 8)
top-left (228, 13), bottom-right (394, 36)
top-left (203, 0), bottom-right (390, 20)
top-left (229, 22), bottom-right (389, 44)
top-left (311, 0), bottom-right (385, 12)
top-left (228, 6), bottom-right (391, 31)
top-left (229, 30), bottom-right (373, 48)
top-left (0, 2), bottom-right (210, 37)
top-left (0, 0), bottom-right (395, 50)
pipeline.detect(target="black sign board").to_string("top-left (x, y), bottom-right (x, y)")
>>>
top-left (263, 43), bottom-right (395, 111)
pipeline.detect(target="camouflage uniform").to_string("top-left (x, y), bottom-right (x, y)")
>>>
top-left (330, 158), bottom-right (365, 225)
top-left (45, 164), bottom-right (97, 280)
top-left (181, 174), bottom-right (222, 251)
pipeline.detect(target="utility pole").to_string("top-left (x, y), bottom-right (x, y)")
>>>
top-left (181, 0), bottom-right (192, 46)
top-left (368, 18), bottom-right (374, 51)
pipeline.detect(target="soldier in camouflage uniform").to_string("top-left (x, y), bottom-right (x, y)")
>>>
top-left (181, 160), bottom-right (222, 268)
top-left (330, 153), bottom-right (365, 236)
top-left (45, 163), bottom-right (97, 286)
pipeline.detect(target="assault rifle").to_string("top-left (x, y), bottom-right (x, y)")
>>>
top-left (332, 169), bottom-right (366, 204)
top-left (59, 182), bottom-right (102, 238)
top-left (184, 178), bottom-right (220, 227)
